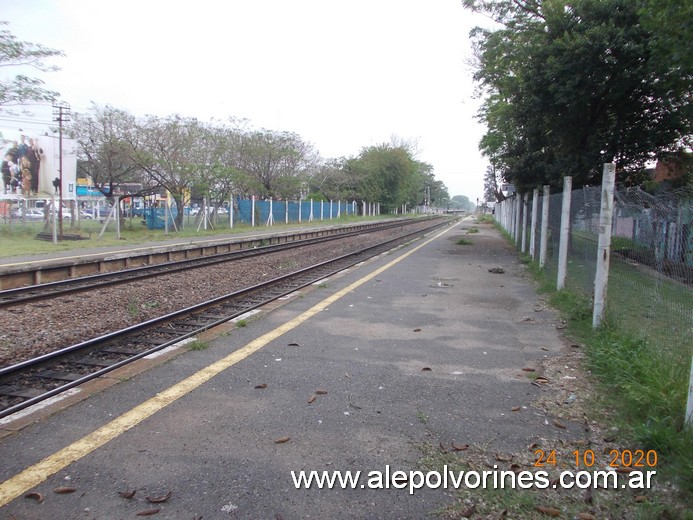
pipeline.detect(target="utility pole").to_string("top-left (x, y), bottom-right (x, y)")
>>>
top-left (52, 102), bottom-right (70, 240)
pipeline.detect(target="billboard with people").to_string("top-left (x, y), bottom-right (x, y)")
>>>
top-left (1, 131), bottom-right (77, 201)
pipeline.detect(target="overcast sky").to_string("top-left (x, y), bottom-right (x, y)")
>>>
top-left (2, 0), bottom-right (490, 201)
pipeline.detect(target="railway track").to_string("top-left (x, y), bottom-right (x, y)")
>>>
top-left (0, 218), bottom-right (451, 419)
top-left (0, 218), bottom-right (421, 309)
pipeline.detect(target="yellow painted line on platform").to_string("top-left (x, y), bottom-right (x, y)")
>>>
top-left (0, 224), bottom-right (454, 506)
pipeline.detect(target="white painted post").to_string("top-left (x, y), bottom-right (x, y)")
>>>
top-left (230, 194), bottom-right (234, 229)
top-left (337, 200), bottom-right (341, 218)
top-left (251, 195), bottom-right (255, 227)
top-left (514, 195), bottom-right (521, 245)
top-left (530, 189), bottom-right (539, 259)
top-left (521, 192), bottom-right (529, 253)
top-left (329, 199), bottom-right (333, 219)
top-left (320, 200), bottom-right (324, 221)
top-left (557, 176), bottom-right (572, 290)
top-left (540, 186), bottom-right (550, 268)
top-left (285, 198), bottom-right (289, 224)
top-left (299, 197), bottom-right (302, 223)
top-left (686, 355), bottom-right (693, 430)
top-left (309, 199), bottom-right (314, 222)
top-left (266, 197), bottom-right (274, 226)
top-left (592, 163), bottom-right (616, 328)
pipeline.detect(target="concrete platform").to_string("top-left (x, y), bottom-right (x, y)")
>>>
top-left (0, 217), bottom-right (577, 519)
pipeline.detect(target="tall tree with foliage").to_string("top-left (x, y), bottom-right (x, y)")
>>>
top-left (346, 143), bottom-right (425, 212)
top-left (0, 21), bottom-right (63, 110)
top-left (69, 104), bottom-right (156, 209)
top-left (464, 0), bottom-right (693, 192)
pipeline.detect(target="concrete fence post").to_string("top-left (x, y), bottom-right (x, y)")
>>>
top-left (513, 193), bottom-right (522, 246)
top-left (557, 176), bottom-right (572, 290)
top-left (267, 197), bottom-right (274, 226)
top-left (592, 163), bottom-right (616, 328)
top-left (230, 194), bottom-right (234, 228)
top-left (686, 356), bottom-right (693, 430)
top-left (521, 192), bottom-right (529, 253)
top-left (530, 189), bottom-right (539, 259)
top-left (540, 186), bottom-right (550, 268)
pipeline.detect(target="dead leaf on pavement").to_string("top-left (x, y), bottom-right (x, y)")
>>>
top-left (136, 508), bottom-right (160, 516)
top-left (421, 367), bottom-right (432, 372)
top-left (118, 489), bottom-right (137, 499)
top-left (315, 389), bottom-right (328, 395)
top-left (275, 436), bottom-right (291, 444)
top-left (53, 486), bottom-right (76, 494)
top-left (553, 419), bottom-right (567, 429)
top-left (255, 383), bottom-right (268, 389)
top-left (307, 395), bottom-right (316, 404)
top-left (146, 490), bottom-right (171, 504)
top-left (24, 492), bottom-right (44, 503)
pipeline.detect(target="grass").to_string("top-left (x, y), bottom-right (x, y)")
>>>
top-left (187, 339), bottom-right (209, 351)
top-left (456, 238), bottom-right (473, 246)
top-left (235, 319), bottom-right (247, 328)
top-left (522, 236), bottom-right (693, 502)
top-left (417, 442), bottom-right (687, 519)
top-left (467, 227), bottom-right (479, 234)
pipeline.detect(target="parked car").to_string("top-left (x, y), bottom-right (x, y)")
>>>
top-left (12, 208), bottom-right (45, 221)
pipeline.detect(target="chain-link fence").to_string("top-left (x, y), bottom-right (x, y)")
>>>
top-left (496, 183), bottom-right (692, 353)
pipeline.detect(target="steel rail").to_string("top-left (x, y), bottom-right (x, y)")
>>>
top-left (0, 219), bottom-right (423, 308)
top-left (0, 218), bottom-right (452, 419)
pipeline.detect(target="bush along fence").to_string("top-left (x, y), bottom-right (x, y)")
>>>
top-left (493, 164), bottom-right (693, 429)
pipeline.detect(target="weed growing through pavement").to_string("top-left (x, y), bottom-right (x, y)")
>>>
top-left (235, 319), bottom-right (247, 327)
top-left (456, 238), bottom-right (473, 246)
top-left (188, 340), bottom-right (209, 351)
top-left (467, 227), bottom-right (479, 234)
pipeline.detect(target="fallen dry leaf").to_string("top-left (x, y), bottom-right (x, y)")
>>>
top-left (461, 504), bottom-right (477, 517)
top-left (274, 436), bottom-right (290, 444)
top-left (511, 406), bottom-right (521, 412)
top-left (421, 367), bottom-right (432, 372)
top-left (577, 512), bottom-right (596, 520)
top-left (315, 389), bottom-right (328, 395)
top-left (53, 486), bottom-right (76, 494)
top-left (553, 419), bottom-right (567, 429)
top-left (146, 491), bottom-right (171, 504)
top-left (118, 489), bottom-right (137, 499)
top-left (307, 395), bottom-right (316, 404)
top-left (413, 328), bottom-right (422, 332)
top-left (24, 492), bottom-right (44, 503)
top-left (255, 383), bottom-right (268, 389)
top-left (634, 495), bottom-right (647, 503)
top-left (287, 342), bottom-right (301, 347)
top-left (452, 443), bottom-right (470, 451)
top-left (536, 505), bottom-right (561, 516)
top-left (495, 453), bottom-right (513, 462)
top-left (136, 508), bottom-right (160, 516)
top-left (522, 367), bottom-right (536, 372)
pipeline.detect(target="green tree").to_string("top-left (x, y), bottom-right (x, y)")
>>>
top-left (465, 0), bottom-right (693, 192)
top-left (237, 129), bottom-right (317, 199)
top-left (346, 143), bottom-right (424, 212)
top-left (0, 21), bottom-right (63, 109)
